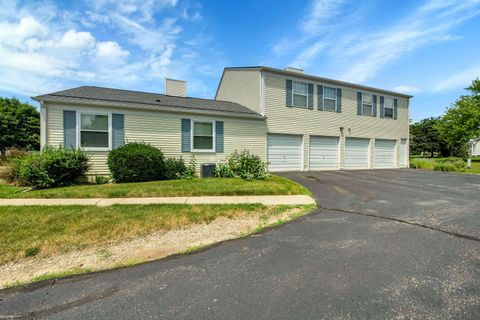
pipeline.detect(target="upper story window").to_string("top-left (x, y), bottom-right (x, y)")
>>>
top-left (192, 120), bottom-right (215, 152)
top-left (323, 86), bottom-right (337, 111)
top-left (384, 98), bottom-right (394, 118)
top-left (79, 113), bottom-right (110, 150)
top-left (362, 93), bottom-right (373, 116)
top-left (292, 81), bottom-right (308, 108)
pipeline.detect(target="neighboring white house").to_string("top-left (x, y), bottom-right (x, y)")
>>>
top-left (34, 66), bottom-right (412, 176)
top-left (470, 138), bottom-right (480, 156)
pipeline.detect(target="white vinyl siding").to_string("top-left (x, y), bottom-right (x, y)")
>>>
top-left (323, 87), bottom-right (337, 112)
top-left (46, 103), bottom-right (267, 175)
top-left (292, 81), bottom-right (308, 108)
top-left (374, 139), bottom-right (396, 168)
top-left (267, 134), bottom-right (303, 172)
top-left (344, 138), bottom-right (370, 169)
top-left (309, 136), bottom-right (339, 170)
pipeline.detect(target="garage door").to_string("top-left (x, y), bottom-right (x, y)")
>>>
top-left (309, 136), bottom-right (339, 170)
top-left (344, 138), bottom-right (370, 169)
top-left (267, 134), bottom-right (303, 172)
top-left (375, 139), bottom-right (396, 168)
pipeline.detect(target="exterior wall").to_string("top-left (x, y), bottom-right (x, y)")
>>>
top-left (263, 72), bottom-right (410, 170)
top-left (216, 69), bottom-right (262, 114)
top-left (45, 102), bottom-right (267, 175)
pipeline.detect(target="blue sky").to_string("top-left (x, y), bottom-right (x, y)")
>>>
top-left (1, 0), bottom-right (479, 122)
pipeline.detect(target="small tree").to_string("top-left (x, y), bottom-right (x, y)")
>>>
top-left (0, 98), bottom-right (40, 155)
top-left (436, 79), bottom-right (480, 157)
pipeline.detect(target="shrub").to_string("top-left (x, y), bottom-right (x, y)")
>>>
top-left (216, 150), bottom-right (268, 180)
top-left (409, 158), bottom-right (435, 170)
top-left (165, 157), bottom-right (187, 180)
top-left (107, 142), bottom-right (165, 183)
top-left (17, 147), bottom-right (90, 188)
top-left (215, 161), bottom-right (235, 178)
top-left (95, 176), bottom-right (111, 184)
top-left (181, 156), bottom-right (196, 180)
top-left (433, 157), bottom-right (466, 172)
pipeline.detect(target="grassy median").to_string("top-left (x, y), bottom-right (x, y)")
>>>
top-left (0, 204), bottom-right (311, 265)
top-left (0, 176), bottom-right (310, 199)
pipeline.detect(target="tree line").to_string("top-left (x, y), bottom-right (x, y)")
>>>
top-left (410, 79), bottom-right (480, 157)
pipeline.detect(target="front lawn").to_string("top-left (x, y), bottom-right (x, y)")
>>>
top-left (0, 204), bottom-right (309, 265)
top-left (0, 175), bottom-right (310, 199)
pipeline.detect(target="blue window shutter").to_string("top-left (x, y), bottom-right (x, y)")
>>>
top-left (372, 95), bottom-right (377, 117)
top-left (286, 79), bottom-right (293, 107)
top-left (393, 98), bottom-right (398, 119)
top-left (112, 113), bottom-right (124, 149)
top-left (336, 88), bottom-right (342, 113)
top-left (181, 119), bottom-right (191, 152)
top-left (380, 96), bottom-right (385, 118)
top-left (63, 110), bottom-right (76, 149)
top-left (357, 92), bottom-right (362, 115)
top-left (215, 121), bottom-right (224, 153)
top-left (308, 83), bottom-right (314, 110)
top-left (317, 85), bottom-right (324, 110)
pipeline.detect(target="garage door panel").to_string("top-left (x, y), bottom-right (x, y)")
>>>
top-left (267, 134), bottom-right (302, 172)
top-left (375, 139), bottom-right (396, 168)
top-left (345, 138), bottom-right (369, 169)
top-left (309, 136), bottom-right (339, 170)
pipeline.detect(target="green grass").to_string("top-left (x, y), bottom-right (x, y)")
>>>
top-left (410, 157), bottom-right (480, 174)
top-left (0, 176), bottom-right (310, 199)
top-left (0, 204), bottom-right (306, 265)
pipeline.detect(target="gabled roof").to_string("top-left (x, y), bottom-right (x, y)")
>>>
top-left (33, 86), bottom-right (264, 119)
top-left (222, 66), bottom-right (414, 98)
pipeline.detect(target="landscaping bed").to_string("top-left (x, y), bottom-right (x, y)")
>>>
top-left (0, 203), bottom-right (314, 288)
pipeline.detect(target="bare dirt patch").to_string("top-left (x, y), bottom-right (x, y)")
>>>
top-left (0, 206), bottom-right (308, 288)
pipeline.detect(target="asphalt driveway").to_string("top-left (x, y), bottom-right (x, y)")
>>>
top-left (1, 169), bottom-right (479, 319)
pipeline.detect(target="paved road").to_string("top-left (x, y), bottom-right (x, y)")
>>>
top-left (1, 169), bottom-right (479, 319)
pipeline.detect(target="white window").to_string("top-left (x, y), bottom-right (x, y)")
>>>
top-left (292, 81), bottom-right (308, 108)
top-left (362, 93), bottom-right (373, 116)
top-left (192, 120), bottom-right (215, 152)
top-left (384, 98), bottom-right (394, 118)
top-left (79, 113), bottom-right (111, 150)
top-left (323, 86), bottom-right (337, 111)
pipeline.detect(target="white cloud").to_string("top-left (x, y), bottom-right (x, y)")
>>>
top-left (393, 85), bottom-right (421, 94)
top-left (300, 0), bottom-right (344, 33)
top-left (432, 64), bottom-right (480, 92)
top-left (95, 41), bottom-right (129, 58)
top-left (59, 29), bottom-right (95, 49)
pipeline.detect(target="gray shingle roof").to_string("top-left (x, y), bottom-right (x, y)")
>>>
top-left (33, 86), bottom-right (264, 119)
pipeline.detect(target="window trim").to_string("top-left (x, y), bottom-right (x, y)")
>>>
top-left (191, 119), bottom-right (216, 153)
top-left (291, 80), bottom-right (309, 108)
top-left (76, 111), bottom-right (112, 151)
top-left (323, 86), bottom-right (338, 112)
top-left (384, 97), bottom-right (395, 119)
top-left (361, 92), bottom-right (374, 116)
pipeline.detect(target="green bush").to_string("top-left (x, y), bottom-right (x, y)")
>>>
top-left (433, 157), bottom-right (466, 172)
top-left (181, 156), bottom-right (196, 180)
top-left (165, 157), bottom-right (187, 180)
top-left (409, 158), bottom-right (435, 170)
top-left (95, 176), bottom-right (111, 184)
top-left (17, 147), bottom-right (90, 188)
top-left (107, 142), bottom-right (165, 183)
top-left (216, 150), bottom-right (268, 180)
top-left (215, 161), bottom-right (235, 178)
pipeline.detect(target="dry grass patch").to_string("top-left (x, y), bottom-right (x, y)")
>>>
top-left (0, 204), bottom-right (303, 265)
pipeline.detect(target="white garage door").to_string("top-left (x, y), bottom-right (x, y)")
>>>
top-left (267, 134), bottom-right (303, 172)
top-left (375, 139), bottom-right (396, 168)
top-left (309, 136), bottom-right (339, 170)
top-left (344, 138), bottom-right (370, 169)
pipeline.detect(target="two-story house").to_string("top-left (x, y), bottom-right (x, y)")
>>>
top-left (216, 66), bottom-right (411, 171)
top-left (35, 66), bottom-right (411, 176)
